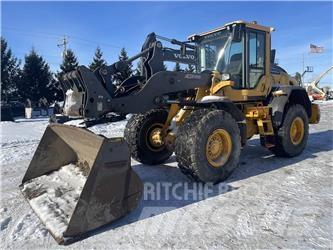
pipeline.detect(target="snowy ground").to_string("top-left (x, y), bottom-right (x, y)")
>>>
top-left (0, 101), bottom-right (332, 249)
top-left (21, 164), bottom-right (86, 240)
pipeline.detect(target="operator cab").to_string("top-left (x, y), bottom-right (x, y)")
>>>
top-left (189, 21), bottom-right (272, 91)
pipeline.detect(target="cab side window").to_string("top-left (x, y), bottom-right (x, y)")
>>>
top-left (227, 40), bottom-right (243, 88)
top-left (248, 32), bottom-right (265, 88)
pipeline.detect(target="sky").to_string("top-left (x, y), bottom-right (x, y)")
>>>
top-left (2, 1), bottom-right (333, 86)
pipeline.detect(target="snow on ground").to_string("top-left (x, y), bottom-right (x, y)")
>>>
top-left (0, 101), bottom-right (332, 249)
top-left (21, 164), bottom-right (86, 239)
top-left (0, 118), bottom-right (49, 165)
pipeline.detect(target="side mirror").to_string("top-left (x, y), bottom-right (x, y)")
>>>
top-left (232, 25), bottom-right (242, 42)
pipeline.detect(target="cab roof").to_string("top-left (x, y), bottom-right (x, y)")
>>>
top-left (188, 20), bottom-right (274, 41)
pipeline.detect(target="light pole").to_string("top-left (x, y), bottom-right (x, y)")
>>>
top-left (57, 36), bottom-right (68, 59)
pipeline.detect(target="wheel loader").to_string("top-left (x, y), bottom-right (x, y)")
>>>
top-left (20, 20), bottom-right (320, 244)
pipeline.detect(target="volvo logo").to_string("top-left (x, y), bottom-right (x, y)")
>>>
top-left (173, 53), bottom-right (195, 60)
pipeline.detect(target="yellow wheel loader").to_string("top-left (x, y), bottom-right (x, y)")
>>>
top-left (20, 20), bottom-right (320, 244)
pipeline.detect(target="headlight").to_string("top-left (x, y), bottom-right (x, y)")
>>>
top-left (221, 73), bottom-right (230, 81)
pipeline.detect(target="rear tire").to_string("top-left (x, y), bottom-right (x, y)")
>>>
top-left (175, 109), bottom-right (241, 183)
top-left (269, 104), bottom-right (309, 157)
top-left (124, 109), bottom-right (173, 165)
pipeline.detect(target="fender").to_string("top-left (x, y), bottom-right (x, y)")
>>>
top-left (197, 96), bottom-right (247, 145)
top-left (269, 85), bottom-right (311, 127)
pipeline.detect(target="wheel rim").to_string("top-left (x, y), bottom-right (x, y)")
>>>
top-left (205, 129), bottom-right (232, 168)
top-left (146, 123), bottom-right (165, 152)
top-left (289, 117), bottom-right (304, 145)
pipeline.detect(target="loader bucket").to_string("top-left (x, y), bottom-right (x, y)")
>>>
top-left (20, 124), bottom-right (143, 244)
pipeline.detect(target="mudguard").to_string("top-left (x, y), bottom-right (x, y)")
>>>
top-left (269, 85), bottom-right (312, 127)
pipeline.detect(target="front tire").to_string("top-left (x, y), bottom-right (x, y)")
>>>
top-left (124, 109), bottom-right (173, 165)
top-left (175, 109), bottom-right (241, 183)
top-left (269, 104), bottom-right (309, 157)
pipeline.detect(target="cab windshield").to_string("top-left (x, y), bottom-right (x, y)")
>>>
top-left (198, 29), bottom-right (243, 86)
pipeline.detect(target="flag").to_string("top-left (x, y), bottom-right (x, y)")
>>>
top-left (310, 44), bottom-right (324, 53)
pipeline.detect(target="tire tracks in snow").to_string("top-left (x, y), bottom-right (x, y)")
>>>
top-left (1, 139), bottom-right (40, 149)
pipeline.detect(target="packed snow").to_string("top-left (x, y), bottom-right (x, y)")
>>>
top-left (63, 90), bottom-right (82, 117)
top-left (0, 100), bottom-right (332, 249)
top-left (21, 164), bottom-right (87, 239)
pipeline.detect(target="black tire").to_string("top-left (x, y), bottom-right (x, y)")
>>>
top-left (124, 109), bottom-right (173, 165)
top-left (175, 109), bottom-right (208, 180)
top-left (175, 109), bottom-right (241, 183)
top-left (269, 104), bottom-right (309, 157)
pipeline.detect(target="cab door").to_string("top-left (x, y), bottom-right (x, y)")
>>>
top-left (223, 28), bottom-right (271, 102)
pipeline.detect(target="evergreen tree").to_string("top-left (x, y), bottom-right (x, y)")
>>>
top-left (173, 62), bottom-right (181, 72)
top-left (1, 37), bottom-right (21, 101)
top-left (135, 60), bottom-right (142, 76)
top-left (185, 64), bottom-right (195, 73)
top-left (18, 49), bottom-right (53, 102)
top-left (47, 76), bottom-right (64, 101)
top-left (59, 49), bottom-right (79, 74)
top-left (89, 46), bottom-right (106, 71)
top-left (114, 48), bottom-right (133, 83)
top-left (55, 49), bottom-right (79, 101)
